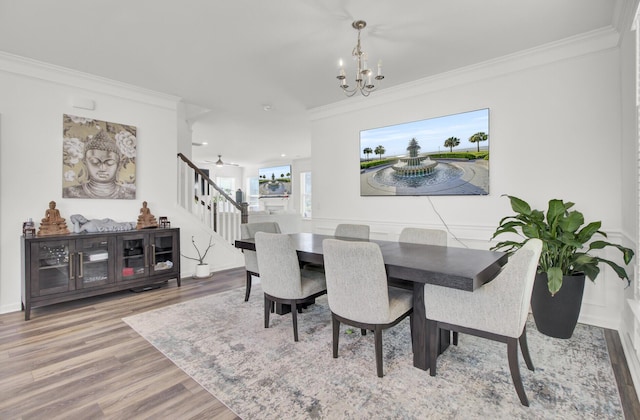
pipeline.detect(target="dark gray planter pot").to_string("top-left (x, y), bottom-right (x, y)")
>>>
top-left (531, 272), bottom-right (586, 339)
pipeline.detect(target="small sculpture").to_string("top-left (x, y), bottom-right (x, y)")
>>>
top-left (22, 218), bottom-right (36, 237)
top-left (37, 201), bottom-right (70, 236)
top-left (70, 214), bottom-right (136, 233)
top-left (136, 201), bottom-right (158, 229)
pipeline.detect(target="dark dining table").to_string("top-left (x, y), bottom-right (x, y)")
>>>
top-left (234, 232), bottom-right (507, 371)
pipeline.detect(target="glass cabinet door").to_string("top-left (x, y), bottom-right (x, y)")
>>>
top-left (150, 231), bottom-right (178, 276)
top-left (117, 233), bottom-right (149, 281)
top-left (77, 237), bottom-right (114, 288)
top-left (30, 240), bottom-right (74, 296)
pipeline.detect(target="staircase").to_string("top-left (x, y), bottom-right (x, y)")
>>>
top-left (176, 153), bottom-right (248, 245)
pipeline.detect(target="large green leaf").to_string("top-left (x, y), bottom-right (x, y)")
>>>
top-left (588, 241), bottom-right (635, 265)
top-left (507, 195), bottom-right (531, 215)
top-left (558, 210), bottom-right (584, 233)
top-left (490, 224), bottom-right (520, 239)
top-left (530, 209), bottom-right (545, 222)
top-left (558, 232), bottom-right (583, 248)
top-left (588, 240), bottom-right (608, 250)
top-left (521, 224), bottom-right (541, 239)
top-left (580, 263), bottom-right (600, 281)
top-left (547, 267), bottom-right (564, 296)
top-left (596, 257), bottom-right (632, 282)
top-left (546, 199), bottom-right (566, 226)
top-left (490, 240), bottom-right (523, 253)
top-left (575, 221), bottom-right (601, 242)
top-left (571, 253), bottom-right (596, 277)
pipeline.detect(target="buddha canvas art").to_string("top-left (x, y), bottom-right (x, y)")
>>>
top-left (62, 114), bottom-right (137, 199)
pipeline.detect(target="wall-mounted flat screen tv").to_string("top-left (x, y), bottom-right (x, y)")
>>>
top-left (359, 108), bottom-right (489, 196)
top-left (259, 165), bottom-right (292, 198)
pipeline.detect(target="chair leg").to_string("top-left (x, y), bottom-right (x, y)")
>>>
top-left (507, 337), bottom-right (529, 406)
top-left (452, 331), bottom-right (459, 346)
top-left (428, 319), bottom-right (439, 376)
top-left (374, 326), bottom-right (383, 378)
top-left (264, 295), bottom-right (270, 329)
top-left (244, 271), bottom-right (252, 302)
top-left (361, 329), bottom-right (367, 336)
top-left (519, 326), bottom-right (535, 371)
top-left (332, 316), bottom-right (340, 358)
top-left (291, 303), bottom-right (299, 342)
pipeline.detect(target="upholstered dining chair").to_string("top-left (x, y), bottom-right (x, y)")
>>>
top-left (240, 222), bottom-right (281, 302)
top-left (334, 223), bottom-right (370, 240)
top-left (424, 239), bottom-right (543, 406)
top-left (255, 232), bottom-right (327, 342)
top-left (304, 223), bottom-right (371, 273)
top-left (322, 238), bottom-right (413, 377)
top-left (399, 227), bottom-right (447, 246)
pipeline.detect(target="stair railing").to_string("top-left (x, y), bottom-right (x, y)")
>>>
top-left (177, 153), bottom-right (248, 244)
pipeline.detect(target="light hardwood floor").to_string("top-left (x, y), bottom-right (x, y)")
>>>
top-left (1, 267), bottom-right (638, 419)
top-left (0, 269), bottom-right (244, 419)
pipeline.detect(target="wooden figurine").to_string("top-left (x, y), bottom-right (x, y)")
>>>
top-left (136, 201), bottom-right (158, 229)
top-left (37, 201), bottom-right (70, 236)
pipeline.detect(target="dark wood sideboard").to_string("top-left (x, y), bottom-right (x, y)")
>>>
top-left (21, 228), bottom-right (181, 320)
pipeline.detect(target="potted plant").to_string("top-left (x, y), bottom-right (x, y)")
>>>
top-left (181, 235), bottom-right (214, 278)
top-left (491, 195), bottom-right (634, 338)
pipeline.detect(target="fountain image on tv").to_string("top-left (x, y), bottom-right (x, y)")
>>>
top-left (259, 165), bottom-right (292, 198)
top-left (360, 108), bottom-right (489, 196)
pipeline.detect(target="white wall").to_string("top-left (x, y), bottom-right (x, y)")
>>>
top-left (0, 53), bottom-right (244, 314)
top-left (619, 8), bottom-right (640, 392)
top-left (0, 22), bottom-right (635, 335)
top-left (309, 29), bottom-right (634, 329)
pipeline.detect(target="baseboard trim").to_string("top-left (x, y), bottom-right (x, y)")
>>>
top-left (0, 302), bottom-right (23, 315)
top-left (620, 329), bottom-right (640, 399)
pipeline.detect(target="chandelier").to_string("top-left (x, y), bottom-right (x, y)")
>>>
top-left (337, 20), bottom-right (385, 97)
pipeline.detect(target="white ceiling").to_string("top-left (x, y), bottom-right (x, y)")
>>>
top-left (0, 0), bottom-right (623, 167)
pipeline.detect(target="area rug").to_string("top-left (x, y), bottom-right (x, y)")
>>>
top-left (123, 285), bottom-right (623, 419)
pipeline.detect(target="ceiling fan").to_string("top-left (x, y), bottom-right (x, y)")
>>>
top-left (208, 155), bottom-right (239, 167)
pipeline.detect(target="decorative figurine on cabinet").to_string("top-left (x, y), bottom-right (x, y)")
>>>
top-left (22, 218), bottom-right (36, 237)
top-left (37, 201), bottom-right (70, 236)
top-left (136, 201), bottom-right (158, 229)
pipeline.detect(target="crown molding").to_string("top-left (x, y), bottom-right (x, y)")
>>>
top-left (0, 51), bottom-right (182, 110)
top-left (310, 26), bottom-right (620, 121)
top-left (613, 0), bottom-right (640, 35)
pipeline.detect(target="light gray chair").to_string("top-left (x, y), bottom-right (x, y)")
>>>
top-left (255, 232), bottom-right (327, 342)
top-left (424, 239), bottom-right (543, 406)
top-left (323, 238), bottom-right (413, 377)
top-left (240, 222), bottom-right (281, 301)
top-left (399, 227), bottom-right (447, 246)
top-left (304, 223), bottom-right (371, 273)
top-left (335, 223), bottom-right (370, 240)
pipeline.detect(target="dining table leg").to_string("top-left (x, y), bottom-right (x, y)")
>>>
top-left (412, 282), bottom-right (450, 370)
top-left (412, 282), bottom-right (429, 370)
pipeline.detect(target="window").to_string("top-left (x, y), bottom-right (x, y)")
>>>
top-left (300, 171), bottom-right (312, 219)
top-left (247, 177), bottom-right (259, 211)
top-left (215, 177), bottom-right (235, 197)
